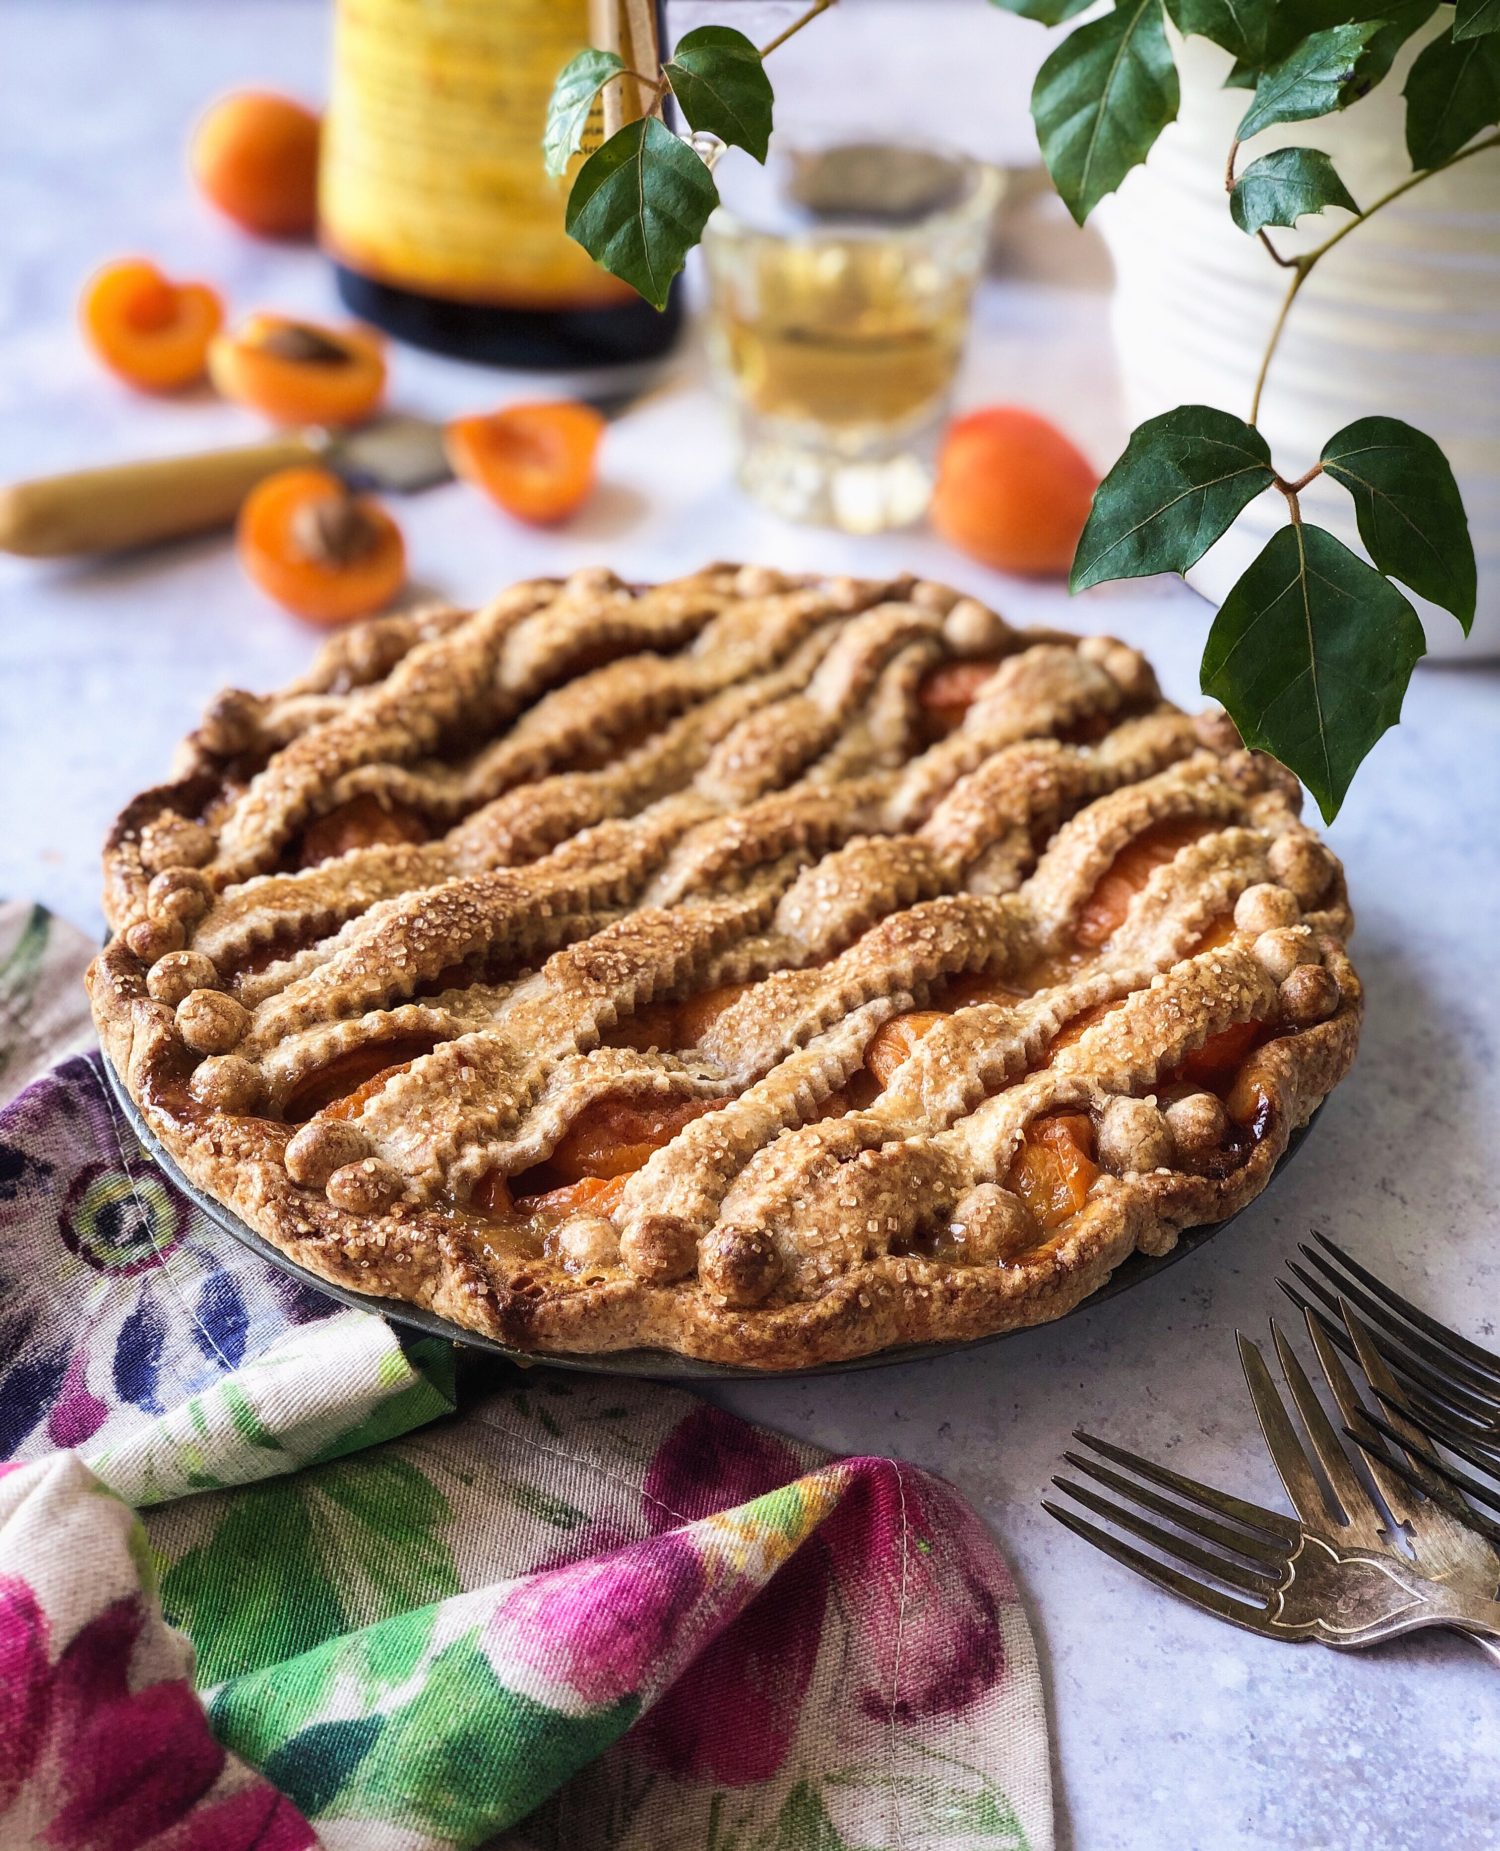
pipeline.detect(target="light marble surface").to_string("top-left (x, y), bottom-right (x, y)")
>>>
top-left (2, 4), bottom-right (1498, 1847)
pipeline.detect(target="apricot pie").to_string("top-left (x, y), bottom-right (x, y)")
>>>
top-left (89, 565), bottom-right (1361, 1368)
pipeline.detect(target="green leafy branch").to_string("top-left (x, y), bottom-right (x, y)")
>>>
top-left (544, 4), bottom-right (835, 310)
top-left (548, 0), bottom-right (1498, 817)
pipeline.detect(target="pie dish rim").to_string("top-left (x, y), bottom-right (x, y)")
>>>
top-left (100, 1049), bottom-right (1323, 1379)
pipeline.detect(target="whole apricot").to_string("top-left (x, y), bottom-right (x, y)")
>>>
top-left (192, 91), bottom-right (321, 239)
top-left (931, 407), bottom-right (1099, 578)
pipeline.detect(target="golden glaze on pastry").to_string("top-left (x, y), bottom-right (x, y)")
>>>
top-left (89, 565), bottom-right (1360, 1367)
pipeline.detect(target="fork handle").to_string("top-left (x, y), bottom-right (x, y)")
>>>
top-left (1446, 1603), bottom-right (1500, 1666)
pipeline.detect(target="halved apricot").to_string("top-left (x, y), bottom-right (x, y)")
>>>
top-left (446, 402), bottom-right (605, 525)
top-left (237, 465), bottom-right (406, 626)
top-left (1007, 1112), bottom-right (1099, 1229)
top-left (209, 313), bottom-right (385, 426)
top-left (79, 258), bottom-right (224, 392)
top-left (917, 660), bottom-right (999, 736)
top-left (191, 92), bottom-right (320, 239)
top-left (1076, 818), bottom-right (1209, 947)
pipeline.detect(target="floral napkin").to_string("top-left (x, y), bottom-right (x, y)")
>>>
top-left (0, 901), bottom-right (1052, 1851)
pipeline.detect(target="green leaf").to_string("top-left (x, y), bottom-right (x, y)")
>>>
top-left (1166, 0), bottom-right (1271, 66)
top-left (565, 115), bottom-right (719, 310)
top-left (1200, 522), bottom-right (1426, 820)
top-left (1404, 23), bottom-right (1500, 167)
top-left (1070, 405), bottom-right (1274, 590)
top-left (1320, 415), bottom-right (1476, 630)
top-left (1456, 0), bottom-right (1500, 40)
top-left (989, 0), bottom-right (1097, 25)
top-left (1230, 146), bottom-right (1359, 233)
top-left (1355, 1), bottom-right (1439, 90)
top-left (1032, 0), bottom-right (1180, 224)
top-left (1237, 22), bottom-right (1381, 137)
top-left (543, 48), bottom-right (627, 179)
top-left (662, 25), bottom-right (774, 161)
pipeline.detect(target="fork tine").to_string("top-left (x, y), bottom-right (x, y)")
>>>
top-left (1071, 1430), bottom-right (1300, 1544)
top-left (1061, 1451), bottom-right (1288, 1569)
top-left (1369, 1390), bottom-right (1500, 1480)
top-left (1311, 1235), bottom-right (1500, 1387)
top-left (1343, 1421), bottom-right (1500, 1551)
top-left (1340, 1302), bottom-right (1494, 1498)
top-left (1296, 1310), bottom-right (1420, 1529)
top-left (1238, 1332), bottom-right (1340, 1529)
top-left (1052, 1477), bottom-right (1283, 1597)
top-left (1042, 1500), bottom-right (1279, 1636)
top-left (1268, 1319), bottom-right (1384, 1534)
top-left (1301, 1244), bottom-right (1500, 1409)
top-left (1350, 1410), bottom-right (1500, 1518)
top-left (1294, 1262), bottom-right (1500, 1425)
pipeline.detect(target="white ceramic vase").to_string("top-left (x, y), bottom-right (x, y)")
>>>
top-left (1096, 26), bottom-right (1500, 659)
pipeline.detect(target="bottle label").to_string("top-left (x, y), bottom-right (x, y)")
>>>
top-left (320, 0), bottom-right (630, 309)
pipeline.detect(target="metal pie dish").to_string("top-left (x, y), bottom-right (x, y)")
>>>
top-left (105, 1054), bottom-right (1318, 1381)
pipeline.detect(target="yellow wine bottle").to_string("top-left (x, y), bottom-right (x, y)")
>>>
top-left (320, 0), bottom-right (680, 367)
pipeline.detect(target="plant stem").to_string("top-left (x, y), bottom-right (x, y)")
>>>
top-left (1248, 263), bottom-right (1308, 427)
top-left (760, 0), bottom-right (839, 59)
top-left (1246, 129), bottom-right (1500, 428)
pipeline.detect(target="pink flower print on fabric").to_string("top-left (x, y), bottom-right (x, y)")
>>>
top-left (0, 1584), bottom-right (316, 1851)
top-left (629, 1407), bottom-right (829, 1788)
top-left (489, 1529), bottom-right (707, 1710)
top-left (825, 1457), bottom-right (1010, 1725)
top-left (46, 1352), bottom-right (110, 1450)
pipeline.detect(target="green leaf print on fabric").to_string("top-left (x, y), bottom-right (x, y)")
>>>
top-left (319, 1451), bottom-right (459, 1616)
top-left (336, 1631), bottom-right (639, 1843)
top-left (210, 1601), bottom-right (442, 1762)
top-left (162, 1449), bottom-right (461, 1684)
top-left (260, 1713), bottom-right (387, 1818)
top-left (769, 1782), bottom-right (850, 1850)
top-left (163, 1478), bottom-right (345, 1684)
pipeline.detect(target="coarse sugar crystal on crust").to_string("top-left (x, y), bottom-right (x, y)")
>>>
top-left (88, 564), bottom-right (1361, 1368)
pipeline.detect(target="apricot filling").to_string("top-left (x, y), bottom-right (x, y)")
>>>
top-left (1007, 1112), bottom-right (1099, 1229)
top-left (864, 970), bottom-right (1028, 1088)
top-left (607, 982), bottom-right (750, 1054)
top-left (284, 1036), bottom-right (436, 1122)
top-left (916, 660), bottom-right (999, 738)
top-left (294, 792), bottom-right (429, 868)
top-left (1077, 818), bottom-right (1210, 946)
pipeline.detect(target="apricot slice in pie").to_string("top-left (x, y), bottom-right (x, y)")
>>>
top-left (89, 565), bottom-right (1360, 1367)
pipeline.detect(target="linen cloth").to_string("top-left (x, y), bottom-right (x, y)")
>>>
top-left (0, 902), bottom-right (1052, 1851)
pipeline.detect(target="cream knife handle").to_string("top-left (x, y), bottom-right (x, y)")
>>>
top-left (0, 434), bottom-right (317, 557)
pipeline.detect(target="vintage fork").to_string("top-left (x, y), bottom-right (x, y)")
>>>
top-left (1044, 1310), bottom-right (1500, 1660)
top-left (1280, 1233), bottom-right (1500, 1550)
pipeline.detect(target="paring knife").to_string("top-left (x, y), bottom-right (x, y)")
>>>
top-left (0, 385), bottom-right (657, 558)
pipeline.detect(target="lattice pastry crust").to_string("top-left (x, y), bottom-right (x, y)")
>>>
top-left (89, 566), bottom-right (1361, 1368)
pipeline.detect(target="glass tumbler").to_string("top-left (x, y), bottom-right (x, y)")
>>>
top-left (702, 137), bottom-right (999, 533)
